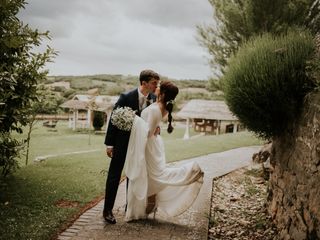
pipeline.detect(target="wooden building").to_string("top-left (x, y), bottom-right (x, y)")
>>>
top-left (176, 99), bottom-right (242, 139)
top-left (60, 94), bottom-right (118, 130)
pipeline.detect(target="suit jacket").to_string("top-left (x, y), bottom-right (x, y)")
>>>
top-left (104, 88), bottom-right (156, 148)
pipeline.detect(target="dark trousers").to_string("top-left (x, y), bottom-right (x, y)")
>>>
top-left (103, 136), bottom-right (129, 212)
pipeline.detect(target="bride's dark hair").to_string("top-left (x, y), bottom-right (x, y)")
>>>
top-left (159, 81), bottom-right (179, 133)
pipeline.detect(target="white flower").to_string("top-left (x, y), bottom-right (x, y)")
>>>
top-left (111, 106), bottom-right (136, 131)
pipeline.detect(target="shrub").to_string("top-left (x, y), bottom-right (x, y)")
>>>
top-left (62, 89), bottom-right (76, 99)
top-left (0, 133), bottom-right (21, 177)
top-left (52, 85), bottom-right (66, 92)
top-left (92, 111), bottom-right (105, 131)
top-left (207, 78), bottom-right (223, 91)
top-left (0, 0), bottom-right (55, 176)
top-left (223, 30), bottom-right (317, 139)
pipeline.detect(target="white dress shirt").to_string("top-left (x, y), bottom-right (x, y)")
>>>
top-left (137, 87), bottom-right (149, 110)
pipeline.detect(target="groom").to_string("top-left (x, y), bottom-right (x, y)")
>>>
top-left (103, 69), bottom-right (160, 224)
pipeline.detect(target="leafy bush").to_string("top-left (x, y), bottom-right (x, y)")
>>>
top-left (92, 111), bottom-right (105, 130)
top-left (62, 89), bottom-right (76, 99)
top-left (52, 85), bottom-right (66, 92)
top-left (0, 0), bottom-right (55, 176)
top-left (207, 78), bottom-right (223, 91)
top-left (0, 133), bottom-right (21, 177)
top-left (223, 30), bottom-right (317, 139)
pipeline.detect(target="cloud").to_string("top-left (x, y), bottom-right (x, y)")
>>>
top-left (116, 0), bottom-right (212, 29)
top-left (19, 0), bottom-right (213, 80)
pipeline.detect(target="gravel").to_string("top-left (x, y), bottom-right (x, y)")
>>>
top-left (208, 165), bottom-right (279, 240)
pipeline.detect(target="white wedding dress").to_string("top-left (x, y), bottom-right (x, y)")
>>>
top-left (124, 103), bottom-right (204, 221)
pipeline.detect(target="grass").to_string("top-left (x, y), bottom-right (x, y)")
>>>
top-left (164, 131), bottom-right (262, 163)
top-left (205, 211), bottom-right (217, 226)
top-left (244, 168), bottom-right (264, 178)
top-left (0, 121), bottom-right (263, 240)
top-left (0, 152), bottom-right (107, 240)
top-left (14, 121), bottom-right (106, 166)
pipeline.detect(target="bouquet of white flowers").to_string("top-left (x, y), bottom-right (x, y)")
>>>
top-left (110, 106), bottom-right (136, 131)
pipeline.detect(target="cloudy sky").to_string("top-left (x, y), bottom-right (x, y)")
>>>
top-left (19, 0), bottom-right (214, 80)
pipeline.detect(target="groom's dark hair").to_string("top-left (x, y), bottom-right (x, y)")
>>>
top-left (139, 69), bottom-right (160, 84)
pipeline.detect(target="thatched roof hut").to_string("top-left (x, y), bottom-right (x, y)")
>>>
top-left (60, 94), bottom-right (118, 130)
top-left (176, 99), bottom-right (240, 138)
top-left (60, 99), bottom-right (88, 110)
top-left (60, 95), bottom-right (118, 112)
top-left (177, 99), bottom-right (237, 121)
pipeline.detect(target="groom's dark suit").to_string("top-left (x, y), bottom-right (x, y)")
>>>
top-left (103, 88), bottom-right (156, 213)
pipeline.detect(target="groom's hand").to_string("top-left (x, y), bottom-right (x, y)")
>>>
top-left (154, 126), bottom-right (161, 136)
top-left (106, 147), bottom-right (113, 158)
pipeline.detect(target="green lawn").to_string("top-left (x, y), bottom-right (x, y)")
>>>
top-left (0, 121), bottom-right (263, 240)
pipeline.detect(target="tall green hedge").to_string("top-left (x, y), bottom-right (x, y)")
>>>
top-left (223, 30), bottom-right (317, 139)
top-left (92, 111), bottom-right (105, 131)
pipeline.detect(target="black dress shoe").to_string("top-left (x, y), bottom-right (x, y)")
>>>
top-left (103, 210), bottom-right (116, 224)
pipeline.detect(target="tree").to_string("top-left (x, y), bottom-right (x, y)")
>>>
top-left (0, 0), bottom-right (56, 176)
top-left (197, 0), bottom-right (318, 77)
top-left (24, 85), bottom-right (59, 166)
top-left (92, 111), bottom-right (105, 131)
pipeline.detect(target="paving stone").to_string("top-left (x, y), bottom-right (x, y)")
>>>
top-left (78, 216), bottom-right (93, 220)
top-left (65, 228), bottom-right (80, 233)
top-left (57, 236), bottom-right (72, 240)
top-left (60, 231), bottom-right (77, 236)
top-left (72, 221), bottom-right (87, 226)
top-left (69, 224), bottom-right (84, 230)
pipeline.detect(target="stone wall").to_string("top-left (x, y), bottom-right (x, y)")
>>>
top-left (268, 91), bottom-right (320, 239)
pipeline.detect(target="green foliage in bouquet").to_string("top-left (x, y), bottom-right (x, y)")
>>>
top-left (223, 30), bottom-right (317, 139)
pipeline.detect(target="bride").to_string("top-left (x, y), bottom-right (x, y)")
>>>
top-left (124, 80), bottom-right (204, 221)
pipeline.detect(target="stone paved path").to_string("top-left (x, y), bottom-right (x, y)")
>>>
top-left (57, 146), bottom-right (261, 240)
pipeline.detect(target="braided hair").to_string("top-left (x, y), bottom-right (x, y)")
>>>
top-left (159, 81), bottom-right (179, 133)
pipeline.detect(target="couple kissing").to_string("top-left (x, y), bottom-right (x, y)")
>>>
top-left (103, 69), bottom-right (204, 223)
